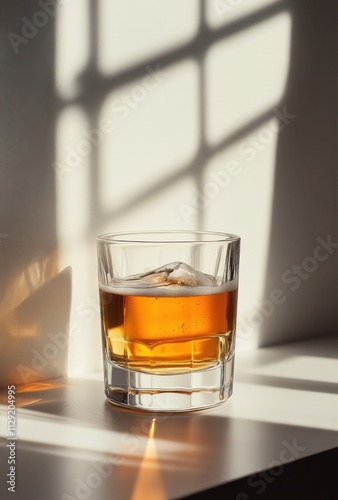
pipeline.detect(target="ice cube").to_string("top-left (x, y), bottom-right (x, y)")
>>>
top-left (111, 262), bottom-right (217, 288)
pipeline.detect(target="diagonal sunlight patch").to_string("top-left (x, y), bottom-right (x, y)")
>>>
top-left (207, 0), bottom-right (286, 29)
top-left (98, 0), bottom-right (199, 75)
top-left (242, 355), bottom-right (338, 385)
top-left (206, 12), bottom-right (292, 146)
top-left (0, 407), bottom-right (201, 466)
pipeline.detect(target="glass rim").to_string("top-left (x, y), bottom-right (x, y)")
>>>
top-left (96, 230), bottom-right (240, 244)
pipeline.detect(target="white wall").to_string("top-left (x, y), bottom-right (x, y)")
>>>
top-left (1, 0), bottom-right (336, 382)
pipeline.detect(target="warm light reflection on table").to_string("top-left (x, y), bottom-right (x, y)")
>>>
top-left (130, 419), bottom-right (167, 500)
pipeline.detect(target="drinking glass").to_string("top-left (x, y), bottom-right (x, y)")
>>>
top-left (97, 230), bottom-right (240, 412)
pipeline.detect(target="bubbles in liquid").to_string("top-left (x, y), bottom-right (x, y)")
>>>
top-left (111, 261), bottom-right (217, 289)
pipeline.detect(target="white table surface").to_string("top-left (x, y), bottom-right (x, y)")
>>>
top-left (1, 336), bottom-right (338, 500)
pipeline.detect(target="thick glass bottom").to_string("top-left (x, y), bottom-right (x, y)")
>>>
top-left (104, 356), bottom-right (234, 412)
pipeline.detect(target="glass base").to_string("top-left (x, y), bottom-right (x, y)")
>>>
top-left (104, 356), bottom-right (234, 412)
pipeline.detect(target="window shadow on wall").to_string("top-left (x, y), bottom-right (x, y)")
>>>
top-left (54, 0), bottom-right (296, 371)
top-left (67, 0), bottom-right (294, 235)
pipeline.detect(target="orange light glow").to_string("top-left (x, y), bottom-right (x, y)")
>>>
top-left (149, 418), bottom-right (156, 439)
top-left (7, 380), bottom-right (65, 408)
top-left (16, 380), bottom-right (64, 393)
top-left (131, 419), bottom-right (167, 500)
